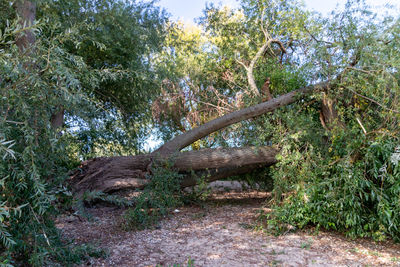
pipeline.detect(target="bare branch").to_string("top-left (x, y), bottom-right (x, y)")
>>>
top-left (304, 26), bottom-right (334, 46)
top-left (344, 66), bottom-right (374, 75)
top-left (356, 117), bottom-right (367, 134)
top-left (190, 98), bottom-right (233, 113)
top-left (244, 38), bottom-right (287, 97)
top-left (235, 58), bottom-right (248, 69)
top-left (245, 41), bottom-right (269, 96)
top-left (237, 12), bottom-right (287, 98)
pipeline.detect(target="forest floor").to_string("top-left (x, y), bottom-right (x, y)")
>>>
top-left (57, 182), bottom-right (400, 267)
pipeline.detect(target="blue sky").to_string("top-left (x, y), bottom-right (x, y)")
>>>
top-left (156, 0), bottom-right (399, 23)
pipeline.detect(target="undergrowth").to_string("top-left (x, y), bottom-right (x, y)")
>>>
top-left (259, 107), bottom-right (400, 242)
top-left (122, 161), bottom-right (213, 230)
top-left (122, 161), bottom-right (184, 230)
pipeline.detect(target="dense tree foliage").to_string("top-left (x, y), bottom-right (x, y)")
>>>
top-left (0, 0), bottom-right (167, 265)
top-left (1, 0), bottom-right (399, 265)
top-left (38, 0), bottom-right (168, 156)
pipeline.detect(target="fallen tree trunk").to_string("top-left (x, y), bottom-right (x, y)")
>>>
top-left (71, 82), bottom-right (329, 194)
top-left (171, 146), bottom-right (277, 171)
top-left (71, 146), bottom-right (278, 193)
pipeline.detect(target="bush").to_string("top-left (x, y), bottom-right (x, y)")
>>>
top-left (123, 162), bottom-right (184, 230)
top-left (266, 117), bottom-right (400, 241)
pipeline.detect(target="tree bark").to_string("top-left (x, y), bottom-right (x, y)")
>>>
top-left (50, 107), bottom-right (64, 129)
top-left (172, 146), bottom-right (277, 171)
top-left (70, 146), bottom-right (278, 193)
top-left (15, 0), bottom-right (36, 53)
top-left (14, 0), bottom-right (36, 74)
top-left (14, 1), bottom-right (65, 131)
top-left (320, 92), bottom-right (344, 130)
top-left (261, 78), bottom-right (273, 102)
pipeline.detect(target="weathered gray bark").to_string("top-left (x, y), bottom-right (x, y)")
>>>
top-left (171, 146), bottom-right (277, 171)
top-left (70, 146), bottom-right (278, 193)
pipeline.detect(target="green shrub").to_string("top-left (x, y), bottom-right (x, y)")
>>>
top-left (266, 124), bottom-right (400, 241)
top-left (123, 162), bottom-right (184, 230)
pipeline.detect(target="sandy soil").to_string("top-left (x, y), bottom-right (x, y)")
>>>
top-left (56, 188), bottom-right (400, 267)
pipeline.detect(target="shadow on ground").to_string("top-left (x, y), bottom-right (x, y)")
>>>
top-left (57, 182), bottom-right (400, 267)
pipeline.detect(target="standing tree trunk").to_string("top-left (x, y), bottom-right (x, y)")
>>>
top-left (14, 1), bottom-right (65, 130)
top-left (15, 0), bottom-right (36, 54)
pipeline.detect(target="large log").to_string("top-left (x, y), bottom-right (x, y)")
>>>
top-left (170, 146), bottom-right (277, 171)
top-left (70, 146), bottom-right (278, 193)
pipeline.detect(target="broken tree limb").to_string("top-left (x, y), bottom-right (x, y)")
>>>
top-left (155, 81), bottom-right (328, 155)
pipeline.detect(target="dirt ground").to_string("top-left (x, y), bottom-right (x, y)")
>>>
top-left (57, 184), bottom-right (400, 267)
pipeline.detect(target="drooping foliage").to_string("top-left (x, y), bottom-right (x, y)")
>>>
top-left (0, 0), bottom-right (167, 265)
top-left (37, 0), bottom-right (168, 156)
top-left (0, 20), bottom-right (97, 266)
